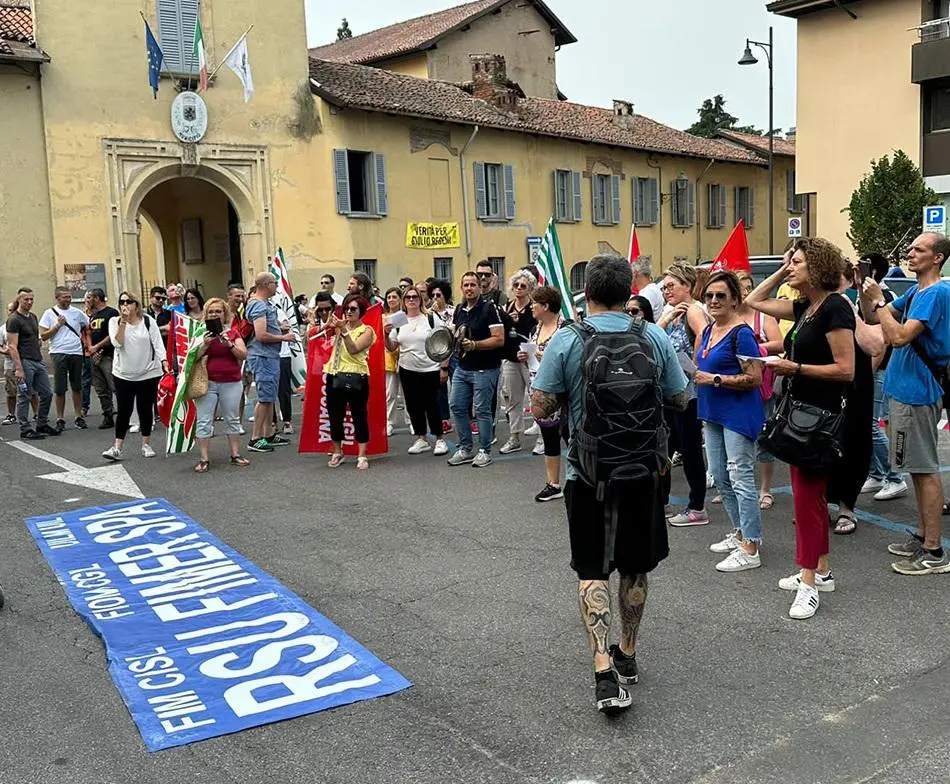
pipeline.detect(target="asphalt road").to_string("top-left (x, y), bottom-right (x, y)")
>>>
top-left (1, 403), bottom-right (949, 784)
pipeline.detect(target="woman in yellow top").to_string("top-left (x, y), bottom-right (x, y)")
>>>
top-left (382, 287), bottom-right (405, 436)
top-left (326, 294), bottom-right (377, 470)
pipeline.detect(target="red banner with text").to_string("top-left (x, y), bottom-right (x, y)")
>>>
top-left (298, 303), bottom-right (389, 455)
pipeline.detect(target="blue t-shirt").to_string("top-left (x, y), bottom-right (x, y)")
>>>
top-left (696, 324), bottom-right (765, 441)
top-left (884, 282), bottom-right (950, 405)
top-left (532, 312), bottom-right (688, 481)
top-left (244, 298), bottom-right (281, 359)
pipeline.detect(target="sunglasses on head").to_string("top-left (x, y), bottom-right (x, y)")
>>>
top-left (704, 291), bottom-right (729, 302)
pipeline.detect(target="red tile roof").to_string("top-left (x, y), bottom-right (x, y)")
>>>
top-left (717, 129), bottom-right (796, 157)
top-left (309, 58), bottom-right (765, 165)
top-left (0, 2), bottom-right (48, 62)
top-left (310, 0), bottom-right (576, 64)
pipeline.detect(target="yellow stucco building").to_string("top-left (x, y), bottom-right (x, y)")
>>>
top-left (1, 0), bottom-right (806, 310)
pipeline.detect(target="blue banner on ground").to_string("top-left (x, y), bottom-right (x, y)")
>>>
top-left (26, 498), bottom-right (411, 751)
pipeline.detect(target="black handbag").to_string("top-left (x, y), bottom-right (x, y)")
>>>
top-left (332, 372), bottom-right (365, 391)
top-left (756, 310), bottom-right (846, 472)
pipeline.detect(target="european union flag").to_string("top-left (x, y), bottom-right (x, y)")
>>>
top-left (145, 19), bottom-right (163, 99)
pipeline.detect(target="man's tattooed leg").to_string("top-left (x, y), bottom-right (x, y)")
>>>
top-left (618, 572), bottom-right (648, 656)
top-left (578, 579), bottom-right (611, 671)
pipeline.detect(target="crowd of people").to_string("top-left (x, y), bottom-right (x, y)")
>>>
top-left (4, 234), bottom-right (950, 714)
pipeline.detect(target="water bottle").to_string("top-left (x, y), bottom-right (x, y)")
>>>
top-left (17, 381), bottom-right (27, 395)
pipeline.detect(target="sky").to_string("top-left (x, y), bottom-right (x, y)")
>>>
top-left (305, 0), bottom-right (797, 134)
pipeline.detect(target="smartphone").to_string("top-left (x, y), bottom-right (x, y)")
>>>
top-left (205, 317), bottom-right (223, 335)
top-left (858, 260), bottom-right (871, 281)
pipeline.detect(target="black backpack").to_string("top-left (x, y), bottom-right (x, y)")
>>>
top-left (568, 317), bottom-right (665, 488)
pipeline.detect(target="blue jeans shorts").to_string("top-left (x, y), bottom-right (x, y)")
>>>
top-left (247, 355), bottom-right (279, 404)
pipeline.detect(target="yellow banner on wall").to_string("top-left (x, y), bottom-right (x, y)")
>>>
top-left (406, 222), bottom-right (461, 249)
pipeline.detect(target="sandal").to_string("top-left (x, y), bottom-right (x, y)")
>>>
top-left (711, 495), bottom-right (722, 505)
top-left (229, 455), bottom-right (250, 467)
top-left (356, 456), bottom-right (369, 471)
top-left (328, 452), bottom-right (345, 468)
top-left (833, 513), bottom-right (857, 535)
top-left (193, 460), bottom-right (210, 473)
top-left (759, 492), bottom-right (774, 510)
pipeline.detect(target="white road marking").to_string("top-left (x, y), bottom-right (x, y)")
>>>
top-left (63, 497), bottom-right (81, 503)
top-left (7, 441), bottom-right (145, 499)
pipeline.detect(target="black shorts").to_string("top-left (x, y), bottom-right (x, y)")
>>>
top-left (52, 354), bottom-right (84, 394)
top-left (564, 473), bottom-right (669, 581)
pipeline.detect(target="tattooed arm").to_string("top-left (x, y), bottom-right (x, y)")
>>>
top-left (530, 389), bottom-right (560, 421)
top-left (665, 389), bottom-right (688, 411)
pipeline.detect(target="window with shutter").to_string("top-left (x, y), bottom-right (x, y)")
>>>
top-left (786, 169), bottom-right (805, 213)
top-left (373, 153), bottom-right (388, 216)
top-left (687, 182), bottom-right (695, 227)
top-left (502, 164), bottom-right (516, 220)
top-left (735, 186), bottom-right (754, 227)
top-left (554, 170), bottom-right (570, 222)
top-left (156, 0), bottom-right (199, 75)
top-left (333, 149), bottom-right (351, 215)
top-left (610, 175), bottom-right (621, 225)
top-left (706, 185), bottom-right (719, 228)
top-left (433, 257), bottom-right (453, 281)
top-left (476, 162), bottom-right (509, 220)
top-left (749, 187), bottom-right (755, 228)
top-left (649, 178), bottom-right (660, 225)
top-left (719, 185), bottom-right (727, 227)
top-left (672, 178), bottom-right (692, 227)
top-left (633, 178), bottom-right (644, 226)
top-left (333, 149), bottom-right (390, 217)
top-left (572, 171), bottom-right (583, 222)
top-left (592, 174), bottom-right (610, 225)
top-left (474, 162), bottom-right (488, 219)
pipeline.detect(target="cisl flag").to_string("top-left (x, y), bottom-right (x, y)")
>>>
top-left (710, 220), bottom-right (751, 273)
top-left (628, 225), bottom-right (641, 293)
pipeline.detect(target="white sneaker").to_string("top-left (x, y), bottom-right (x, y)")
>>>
top-left (524, 422), bottom-right (540, 436)
top-left (715, 547), bottom-right (761, 572)
top-left (472, 449), bottom-right (493, 468)
top-left (129, 423), bottom-right (140, 433)
top-left (789, 583), bottom-right (820, 619)
top-left (433, 438), bottom-right (448, 456)
top-left (860, 477), bottom-right (885, 494)
top-left (706, 471), bottom-right (716, 489)
top-left (141, 444), bottom-right (156, 458)
top-left (532, 439), bottom-right (545, 456)
top-left (101, 445), bottom-right (122, 461)
top-left (407, 437), bottom-right (431, 455)
top-left (499, 437), bottom-right (522, 454)
top-left (282, 422), bottom-right (294, 435)
top-left (710, 532), bottom-right (741, 553)
top-left (778, 569), bottom-right (836, 593)
top-left (238, 425), bottom-right (246, 435)
top-left (386, 424), bottom-right (394, 437)
top-left (874, 480), bottom-right (908, 501)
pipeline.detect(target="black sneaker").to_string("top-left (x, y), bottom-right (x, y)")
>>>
top-left (55, 419), bottom-right (66, 433)
top-left (248, 438), bottom-right (274, 453)
top-left (534, 483), bottom-right (564, 502)
top-left (74, 416), bottom-right (88, 430)
top-left (21, 430), bottom-right (45, 440)
top-left (98, 416), bottom-right (115, 430)
top-left (0, 579), bottom-right (5, 609)
top-left (36, 424), bottom-right (62, 437)
top-left (266, 434), bottom-right (291, 446)
top-left (609, 644), bottom-right (639, 685)
top-left (594, 669), bottom-right (632, 715)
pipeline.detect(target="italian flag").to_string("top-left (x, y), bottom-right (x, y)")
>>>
top-left (194, 17), bottom-right (208, 91)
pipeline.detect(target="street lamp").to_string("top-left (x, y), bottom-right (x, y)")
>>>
top-left (739, 26), bottom-right (774, 255)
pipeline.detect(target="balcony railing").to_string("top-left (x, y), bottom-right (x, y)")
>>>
top-left (916, 17), bottom-right (950, 42)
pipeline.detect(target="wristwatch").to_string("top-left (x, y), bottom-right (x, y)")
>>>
top-left (873, 300), bottom-right (887, 312)
top-left (713, 374), bottom-right (722, 388)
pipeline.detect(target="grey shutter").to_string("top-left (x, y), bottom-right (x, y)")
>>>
top-left (156, 0), bottom-right (183, 72)
top-left (706, 184), bottom-right (714, 227)
top-left (786, 169), bottom-right (794, 212)
top-left (610, 175), bottom-right (621, 225)
top-left (687, 182), bottom-right (696, 226)
top-left (373, 153), bottom-right (388, 216)
top-left (670, 181), bottom-right (678, 226)
top-left (333, 149), bottom-right (351, 214)
top-left (474, 162), bottom-right (487, 219)
top-left (719, 185), bottom-right (727, 227)
top-left (503, 164), bottom-right (516, 220)
top-left (572, 170), bottom-right (583, 222)
top-left (593, 177), bottom-right (605, 224)
top-left (552, 170), bottom-right (562, 220)
top-left (734, 186), bottom-right (741, 226)
top-left (749, 187), bottom-right (755, 227)
top-left (650, 178), bottom-right (659, 224)
top-left (633, 179), bottom-right (642, 225)
top-left (179, 0), bottom-right (198, 74)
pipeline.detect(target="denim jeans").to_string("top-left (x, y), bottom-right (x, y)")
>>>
top-left (81, 357), bottom-right (92, 412)
top-left (704, 422), bottom-right (762, 543)
top-left (17, 358), bottom-right (52, 434)
top-left (450, 366), bottom-right (499, 453)
top-left (869, 369), bottom-right (902, 483)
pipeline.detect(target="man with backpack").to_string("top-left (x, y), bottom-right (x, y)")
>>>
top-left (531, 253), bottom-right (688, 714)
top-left (862, 232), bottom-right (950, 575)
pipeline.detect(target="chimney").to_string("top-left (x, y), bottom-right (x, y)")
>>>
top-left (612, 99), bottom-right (635, 130)
top-left (786, 126), bottom-right (797, 141)
top-left (470, 53), bottom-right (519, 111)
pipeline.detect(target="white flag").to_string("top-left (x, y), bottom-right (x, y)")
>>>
top-left (223, 35), bottom-right (254, 102)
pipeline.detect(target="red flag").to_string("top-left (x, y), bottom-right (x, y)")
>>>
top-left (710, 220), bottom-right (751, 273)
top-left (628, 226), bottom-right (642, 293)
top-left (298, 303), bottom-right (389, 456)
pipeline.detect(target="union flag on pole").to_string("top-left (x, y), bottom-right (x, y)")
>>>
top-left (268, 247), bottom-right (308, 391)
top-left (628, 225), bottom-right (641, 293)
top-left (710, 220), bottom-right (751, 273)
top-left (165, 313), bottom-right (207, 454)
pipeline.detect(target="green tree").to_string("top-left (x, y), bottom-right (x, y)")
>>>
top-left (337, 18), bottom-right (353, 40)
top-left (846, 150), bottom-right (938, 257)
top-left (686, 94), bottom-right (762, 138)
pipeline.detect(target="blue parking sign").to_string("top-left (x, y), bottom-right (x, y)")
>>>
top-left (924, 205), bottom-right (946, 232)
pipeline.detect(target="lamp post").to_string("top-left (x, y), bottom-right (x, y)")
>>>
top-left (739, 26), bottom-right (774, 255)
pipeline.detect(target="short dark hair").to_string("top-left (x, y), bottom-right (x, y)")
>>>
top-left (88, 288), bottom-right (106, 302)
top-left (350, 271), bottom-right (373, 294)
top-left (150, 286), bottom-right (167, 296)
top-left (532, 284), bottom-right (562, 314)
top-left (227, 282), bottom-right (245, 293)
top-left (321, 273), bottom-right (336, 284)
top-left (183, 287), bottom-right (205, 310)
top-left (399, 276), bottom-right (414, 286)
top-left (461, 270), bottom-right (478, 283)
top-left (475, 259), bottom-right (492, 271)
top-left (342, 293), bottom-right (369, 317)
top-left (925, 233), bottom-right (950, 266)
top-left (630, 295), bottom-right (655, 323)
top-left (314, 291), bottom-right (333, 304)
top-left (427, 278), bottom-right (453, 303)
top-left (585, 253), bottom-right (632, 308)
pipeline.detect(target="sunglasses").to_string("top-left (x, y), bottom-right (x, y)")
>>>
top-left (627, 307), bottom-right (642, 316)
top-left (513, 282), bottom-right (528, 289)
top-left (404, 294), bottom-right (419, 300)
top-left (321, 281), bottom-right (332, 286)
top-left (345, 306), bottom-right (360, 313)
top-left (316, 306), bottom-right (332, 313)
top-left (119, 299), bottom-right (136, 306)
top-left (152, 294), bottom-right (167, 300)
top-left (704, 291), bottom-right (729, 302)
top-left (432, 292), bottom-right (444, 298)
top-left (476, 272), bottom-right (492, 278)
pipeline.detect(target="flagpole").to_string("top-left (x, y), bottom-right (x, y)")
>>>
top-left (185, 2), bottom-right (198, 93)
top-left (208, 25), bottom-right (254, 82)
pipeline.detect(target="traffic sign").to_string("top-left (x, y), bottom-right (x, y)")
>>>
top-left (923, 204), bottom-right (946, 233)
top-left (787, 217), bottom-right (803, 238)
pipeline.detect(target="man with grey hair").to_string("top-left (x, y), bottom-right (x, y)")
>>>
top-left (531, 253), bottom-right (688, 714)
top-left (631, 256), bottom-right (665, 317)
top-left (39, 285), bottom-right (90, 431)
top-left (862, 231), bottom-right (950, 575)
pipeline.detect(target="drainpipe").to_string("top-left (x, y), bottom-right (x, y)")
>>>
top-left (459, 125), bottom-right (480, 261)
top-left (695, 158), bottom-right (716, 262)
top-left (646, 156), bottom-right (664, 270)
